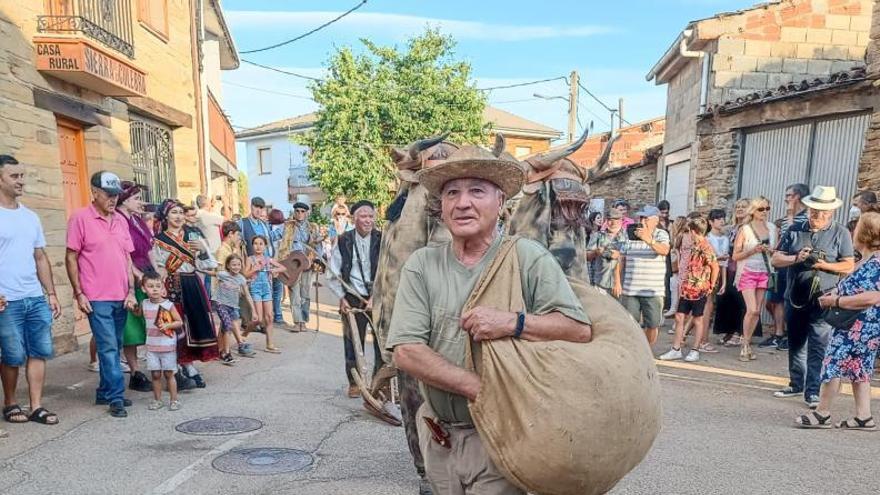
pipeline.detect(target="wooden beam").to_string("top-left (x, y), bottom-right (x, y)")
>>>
top-left (119, 96), bottom-right (193, 129)
top-left (32, 88), bottom-right (111, 127)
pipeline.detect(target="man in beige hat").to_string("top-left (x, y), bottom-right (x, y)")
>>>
top-left (771, 185), bottom-right (854, 412)
top-left (386, 140), bottom-right (592, 494)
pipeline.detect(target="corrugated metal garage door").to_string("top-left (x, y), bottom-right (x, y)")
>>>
top-left (739, 112), bottom-right (870, 224)
top-left (665, 161), bottom-right (690, 217)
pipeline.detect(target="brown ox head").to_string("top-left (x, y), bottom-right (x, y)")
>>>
top-left (507, 126), bottom-right (619, 277)
top-left (371, 134), bottom-right (460, 359)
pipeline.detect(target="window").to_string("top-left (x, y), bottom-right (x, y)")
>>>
top-left (138, 0), bottom-right (168, 40)
top-left (514, 146), bottom-right (532, 158)
top-left (130, 119), bottom-right (176, 203)
top-left (258, 147), bottom-right (272, 175)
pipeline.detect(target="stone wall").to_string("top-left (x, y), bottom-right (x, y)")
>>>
top-left (663, 58), bottom-right (703, 155)
top-left (856, 0), bottom-right (880, 193)
top-left (707, 0), bottom-right (871, 104)
top-left (694, 130), bottom-right (741, 214)
top-left (588, 163), bottom-right (657, 211)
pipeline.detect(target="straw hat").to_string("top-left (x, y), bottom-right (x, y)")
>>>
top-left (417, 134), bottom-right (524, 198)
top-left (802, 185), bottom-right (843, 211)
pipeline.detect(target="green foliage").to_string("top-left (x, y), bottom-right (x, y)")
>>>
top-left (237, 171), bottom-right (249, 215)
top-left (298, 29), bottom-right (487, 207)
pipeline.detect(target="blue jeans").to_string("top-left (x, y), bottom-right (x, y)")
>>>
top-left (0, 296), bottom-right (54, 366)
top-left (785, 302), bottom-right (832, 400)
top-left (272, 278), bottom-right (284, 322)
top-left (88, 301), bottom-right (127, 405)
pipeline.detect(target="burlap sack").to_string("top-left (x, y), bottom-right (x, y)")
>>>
top-left (464, 237), bottom-right (662, 495)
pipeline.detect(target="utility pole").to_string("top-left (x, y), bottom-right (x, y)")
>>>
top-left (568, 70), bottom-right (578, 143)
top-left (618, 98), bottom-right (625, 130)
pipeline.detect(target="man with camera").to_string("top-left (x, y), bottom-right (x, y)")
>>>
top-left (771, 186), bottom-right (854, 409)
top-left (615, 205), bottom-right (671, 345)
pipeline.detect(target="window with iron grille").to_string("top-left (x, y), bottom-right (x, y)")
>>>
top-left (130, 119), bottom-right (175, 203)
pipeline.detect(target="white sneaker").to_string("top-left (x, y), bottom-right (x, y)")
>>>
top-left (658, 348), bottom-right (683, 361)
top-left (684, 350), bottom-right (700, 362)
top-left (120, 361), bottom-right (131, 373)
top-left (87, 361), bottom-right (99, 372)
top-left (663, 310), bottom-right (676, 319)
top-left (666, 327), bottom-right (675, 335)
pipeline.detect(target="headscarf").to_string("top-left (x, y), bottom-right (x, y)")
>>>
top-left (118, 181), bottom-right (145, 204)
top-left (155, 199), bottom-right (184, 233)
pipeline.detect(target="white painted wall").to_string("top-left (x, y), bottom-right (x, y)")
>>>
top-left (242, 133), bottom-right (310, 212)
top-left (203, 36), bottom-right (223, 100)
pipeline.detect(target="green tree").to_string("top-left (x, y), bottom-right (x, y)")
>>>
top-left (299, 29), bottom-right (486, 207)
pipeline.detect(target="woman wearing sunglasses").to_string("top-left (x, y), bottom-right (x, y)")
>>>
top-left (732, 196), bottom-right (777, 362)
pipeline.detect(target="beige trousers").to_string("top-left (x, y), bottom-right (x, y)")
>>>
top-left (416, 404), bottom-right (524, 495)
top-left (289, 270), bottom-right (312, 324)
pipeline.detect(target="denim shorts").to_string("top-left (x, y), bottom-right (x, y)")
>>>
top-left (0, 296), bottom-right (54, 366)
top-left (249, 272), bottom-right (272, 302)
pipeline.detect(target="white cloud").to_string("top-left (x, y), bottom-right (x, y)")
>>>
top-left (226, 11), bottom-right (615, 42)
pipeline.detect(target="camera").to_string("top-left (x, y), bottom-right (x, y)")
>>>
top-left (802, 248), bottom-right (827, 269)
top-left (626, 223), bottom-right (642, 241)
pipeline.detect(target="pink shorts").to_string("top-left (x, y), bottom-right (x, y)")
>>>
top-left (737, 269), bottom-right (769, 291)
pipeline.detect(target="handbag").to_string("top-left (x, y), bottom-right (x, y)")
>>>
top-left (822, 305), bottom-right (862, 329)
top-left (750, 225), bottom-right (778, 292)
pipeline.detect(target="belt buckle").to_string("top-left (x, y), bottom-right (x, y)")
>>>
top-left (423, 417), bottom-right (451, 449)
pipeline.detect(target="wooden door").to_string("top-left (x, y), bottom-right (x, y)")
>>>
top-left (57, 118), bottom-right (88, 219)
top-left (56, 117), bottom-right (91, 336)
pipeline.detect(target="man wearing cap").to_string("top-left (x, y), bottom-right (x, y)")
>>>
top-left (239, 197), bottom-right (282, 257)
top-left (65, 171), bottom-right (137, 418)
top-left (278, 202), bottom-right (322, 331)
top-left (386, 143), bottom-right (591, 494)
top-left (0, 154), bottom-right (62, 428)
top-left (772, 185), bottom-right (854, 409)
top-left (326, 200), bottom-right (383, 399)
top-left (615, 205), bottom-right (671, 345)
top-left (586, 208), bottom-right (627, 295)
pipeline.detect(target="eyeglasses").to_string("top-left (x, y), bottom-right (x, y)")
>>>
top-left (756, 207), bottom-right (771, 212)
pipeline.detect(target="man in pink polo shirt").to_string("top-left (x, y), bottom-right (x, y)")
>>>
top-left (65, 171), bottom-right (136, 418)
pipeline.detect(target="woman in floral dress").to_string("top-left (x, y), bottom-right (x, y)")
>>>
top-left (796, 211), bottom-right (880, 430)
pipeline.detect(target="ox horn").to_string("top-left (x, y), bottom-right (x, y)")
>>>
top-left (593, 131), bottom-right (621, 175)
top-left (389, 147), bottom-right (408, 163)
top-left (530, 126), bottom-right (590, 170)
top-left (408, 132), bottom-right (450, 159)
top-left (492, 133), bottom-right (506, 157)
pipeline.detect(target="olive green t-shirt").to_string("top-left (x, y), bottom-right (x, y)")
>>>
top-left (385, 235), bottom-right (589, 424)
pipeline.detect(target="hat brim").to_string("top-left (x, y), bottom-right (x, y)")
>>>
top-left (802, 196), bottom-right (843, 210)
top-left (102, 187), bottom-right (123, 196)
top-left (417, 158), bottom-right (524, 198)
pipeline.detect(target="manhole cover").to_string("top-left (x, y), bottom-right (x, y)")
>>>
top-left (212, 448), bottom-right (314, 475)
top-left (175, 416), bottom-right (263, 436)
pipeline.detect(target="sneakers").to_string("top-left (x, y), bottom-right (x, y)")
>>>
top-left (175, 372), bottom-right (198, 391)
top-left (757, 336), bottom-right (780, 348)
top-left (663, 310), bottom-right (676, 319)
top-left (120, 360), bottom-right (131, 373)
top-left (238, 343), bottom-right (256, 357)
top-left (773, 386), bottom-right (802, 398)
top-left (108, 402), bottom-right (127, 418)
top-left (129, 371), bottom-right (153, 392)
top-left (87, 361), bottom-right (99, 372)
top-left (96, 398), bottom-right (132, 407)
top-left (684, 350), bottom-right (700, 362)
top-left (658, 348), bottom-right (683, 361)
top-left (220, 353), bottom-right (237, 366)
top-left (169, 400), bottom-right (182, 411)
top-left (776, 338), bottom-right (789, 351)
top-left (148, 400), bottom-right (164, 411)
top-left (666, 327), bottom-right (675, 335)
top-left (805, 395), bottom-right (820, 409)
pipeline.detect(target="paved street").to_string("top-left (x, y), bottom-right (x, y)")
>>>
top-left (1, 296), bottom-right (878, 494)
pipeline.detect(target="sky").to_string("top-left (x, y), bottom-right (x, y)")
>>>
top-left (221, 0), bottom-right (755, 141)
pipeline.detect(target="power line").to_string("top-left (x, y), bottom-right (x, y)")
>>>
top-left (225, 81), bottom-right (315, 100)
top-left (478, 76), bottom-right (567, 92)
top-left (241, 59), bottom-right (323, 81)
top-left (240, 0), bottom-right (369, 54)
top-left (577, 80), bottom-right (631, 126)
top-left (577, 99), bottom-right (610, 128)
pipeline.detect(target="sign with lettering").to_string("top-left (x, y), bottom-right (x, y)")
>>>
top-left (34, 37), bottom-right (146, 96)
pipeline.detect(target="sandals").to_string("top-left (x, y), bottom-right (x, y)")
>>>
top-left (28, 408), bottom-right (58, 425)
top-left (836, 416), bottom-right (877, 431)
top-left (795, 411), bottom-right (832, 429)
top-left (3, 404), bottom-right (29, 424)
top-left (264, 347), bottom-right (281, 354)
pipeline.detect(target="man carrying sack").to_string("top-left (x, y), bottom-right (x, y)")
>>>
top-left (386, 143), bottom-right (592, 494)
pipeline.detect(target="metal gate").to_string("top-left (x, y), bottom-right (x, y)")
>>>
top-left (130, 120), bottom-right (175, 204)
top-left (739, 112), bottom-right (870, 224)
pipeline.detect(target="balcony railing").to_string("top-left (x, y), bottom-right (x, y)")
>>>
top-left (208, 91), bottom-right (237, 166)
top-left (38, 0), bottom-right (135, 58)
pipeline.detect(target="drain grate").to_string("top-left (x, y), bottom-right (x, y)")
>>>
top-left (212, 448), bottom-right (314, 475)
top-left (175, 416), bottom-right (263, 436)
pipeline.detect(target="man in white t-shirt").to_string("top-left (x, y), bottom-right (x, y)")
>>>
top-left (195, 195), bottom-right (224, 254)
top-left (0, 155), bottom-right (62, 427)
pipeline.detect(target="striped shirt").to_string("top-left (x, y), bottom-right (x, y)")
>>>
top-left (143, 300), bottom-right (177, 352)
top-left (621, 229), bottom-right (670, 297)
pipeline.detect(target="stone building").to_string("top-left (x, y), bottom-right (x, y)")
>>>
top-left (647, 0), bottom-right (872, 216)
top-left (236, 106), bottom-right (561, 213)
top-left (0, 0), bottom-right (238, 353)
top-left (857, 0), bottom-right (880, 190)
top-left (586, 146), bottom-right (662, 213)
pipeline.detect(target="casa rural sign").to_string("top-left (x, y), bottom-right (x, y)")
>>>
top-left (34, 37), bottom-right (146, 97)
